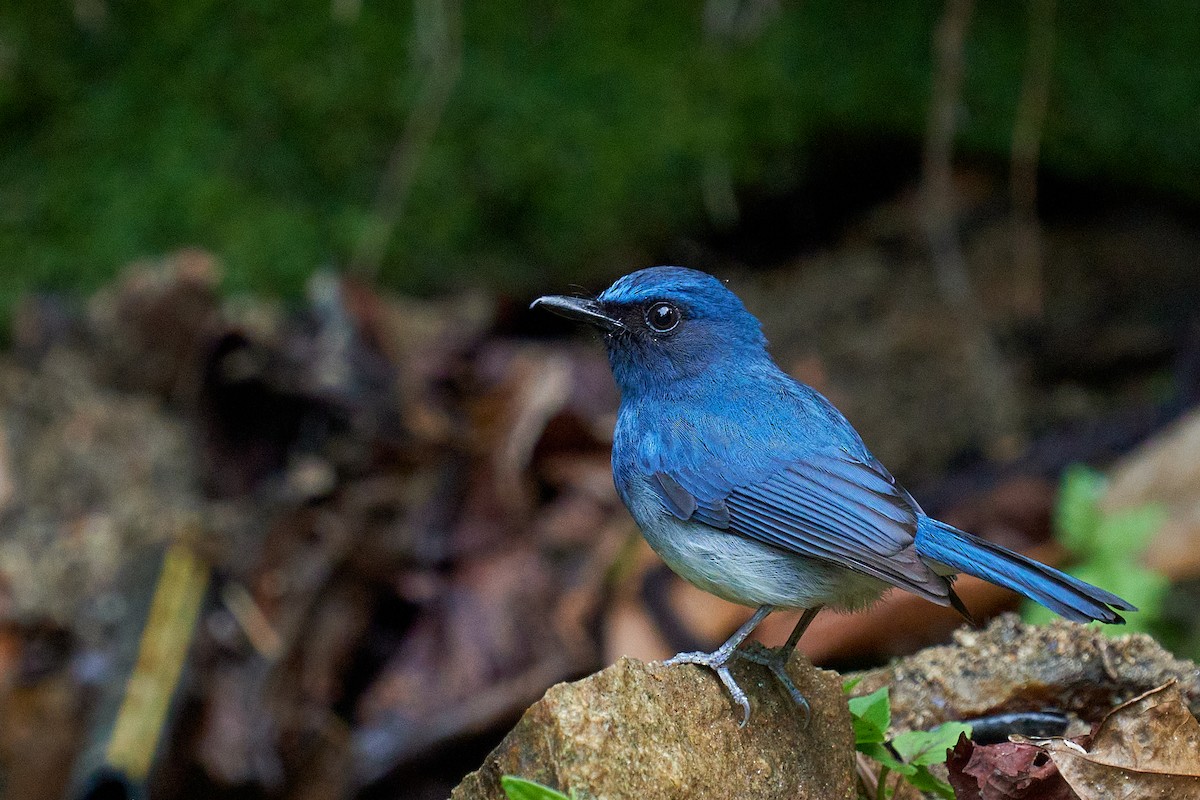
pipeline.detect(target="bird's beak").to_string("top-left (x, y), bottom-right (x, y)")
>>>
top-left (530, 295), bottom-right (624, 332)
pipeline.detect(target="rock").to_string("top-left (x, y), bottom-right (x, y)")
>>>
top-left (850, 614), bottom-right (1200, 733)
top-left (452, 656), bottom-right (855, 800)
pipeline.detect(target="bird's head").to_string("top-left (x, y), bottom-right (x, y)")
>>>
top-left (532, 266), bottom-right (769, 396)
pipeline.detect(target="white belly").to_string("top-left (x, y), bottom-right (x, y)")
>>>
top-left (624, 479), bottom-right (887, 610)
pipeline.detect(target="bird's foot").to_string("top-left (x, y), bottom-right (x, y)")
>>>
top-left (664, 648), bottom-right (752, 727)
top-left (736, 642), bottom-right (811, 726)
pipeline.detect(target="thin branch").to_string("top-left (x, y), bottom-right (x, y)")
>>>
top-left (350, 0), bottom-right (463, 280)
top-left (919, 0), bottom-right (1023, 456)
top-left (920, 0), bottom-right (976, 309)
top-left (1010, 0), bottom-right (1057, 317)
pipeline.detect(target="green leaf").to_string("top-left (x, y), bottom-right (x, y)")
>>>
top-left (1054, 465), bottom-right (1105, 555)
top-left (906, 766), bottom-right (956, 799)
top-left (1021, 599), bottom-right (1056, 626)
top-left (842, 676), bottom-right (864, 693)
top-left (1091, 505), bottom-right (1167, 563)
top-left (890, 722), bottom-right (972, 767)
top-left (500, 776), bottom-right (572, 800)
top-left (1029, 466), bottom-right (1169, 632)
top-left (857, 743), bottom-right (916, 776)
top-left (848, 686), bottom-right (891, 744)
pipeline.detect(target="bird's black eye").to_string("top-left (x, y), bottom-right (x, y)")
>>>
top-left (645, 301), bottom-right (681, 333)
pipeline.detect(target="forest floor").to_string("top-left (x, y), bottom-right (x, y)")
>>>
top-left (1, 168), bottom-right (1199, 800)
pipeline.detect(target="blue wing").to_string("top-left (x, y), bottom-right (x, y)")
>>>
top-left (650, 449), bottom-right (951, 604)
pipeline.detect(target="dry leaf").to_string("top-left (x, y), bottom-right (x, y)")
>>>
top-left (1103, 408), bottom-right (1200, 579)
top-left (1037, 681), bottom-right (1200, 799)
top-left (946, 733), bottom-right (1079, 800)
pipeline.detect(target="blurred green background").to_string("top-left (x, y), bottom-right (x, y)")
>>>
top-left (1, 0), bottom-right (1197, 313)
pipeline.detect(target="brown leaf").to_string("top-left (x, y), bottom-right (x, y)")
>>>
top-left (0, 672), bottom-right (83, 800)
top-left (1039, 681), bottom-right (1200, 799)
top-left (87, 249), bottom-right (223, 400)
top-left (1103, 407), bottom-right (1200, 580)
top-left (947, 733), bottom-right (1079, 800)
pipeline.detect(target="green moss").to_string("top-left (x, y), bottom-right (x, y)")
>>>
top-left (0, 0), bottom-right (1197, 314)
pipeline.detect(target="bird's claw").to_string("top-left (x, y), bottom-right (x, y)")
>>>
top-left (664, 649), bottom-right (753, 726)
top-left (736, 643), bottom-right (811, 727)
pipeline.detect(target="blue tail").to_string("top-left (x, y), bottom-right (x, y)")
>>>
top-left (915, 517), bottom-right (1136, 624)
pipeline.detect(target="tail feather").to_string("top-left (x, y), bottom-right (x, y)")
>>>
top-left (915, 518), bottom-right (1136, 624)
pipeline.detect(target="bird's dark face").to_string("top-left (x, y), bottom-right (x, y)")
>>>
top-left (533, 266), bottom-right (768, 397)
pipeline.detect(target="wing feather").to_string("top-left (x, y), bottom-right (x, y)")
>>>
top-left (650, 450), bottom-right (949, 603)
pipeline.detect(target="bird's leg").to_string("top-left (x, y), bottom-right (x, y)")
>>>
top-left (664, 605), bottom-right (773, 726)
top-left (782, 604), bottom-right (822, 653)
top-left (737, 606), bottom-right (823, 724)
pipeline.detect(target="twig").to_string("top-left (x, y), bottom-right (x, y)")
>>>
top-left (855, 752), bottom-right (882, 799)
top-left (221, 582), bottom-right (284, 661)
top-left (920, 0), bottom-right (975, 306)
top-left (875, 765), bottom-right (891, 800)
top-left (703, 0), bottom-right (781, 42)
top-left (350, 0), bottom-right (463, 280)
top-left (919, 0), bottom-right (1023, 457)
top-left (1010, 0), bottom-right (1057, 318)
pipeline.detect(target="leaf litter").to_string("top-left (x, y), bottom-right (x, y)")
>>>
top-left (948, 681), bottom-right (1200, 800)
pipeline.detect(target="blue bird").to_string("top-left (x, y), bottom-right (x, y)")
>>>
top-left (532, 267), bottom-right (1134, 725)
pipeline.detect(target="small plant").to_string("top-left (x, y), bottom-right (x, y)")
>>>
top-left (1023, 465), bottom-right (1168, 635)
top-left (500, 775), bottom-right (572, 800)
top-left (846, 679), bottom-right (969, 800)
